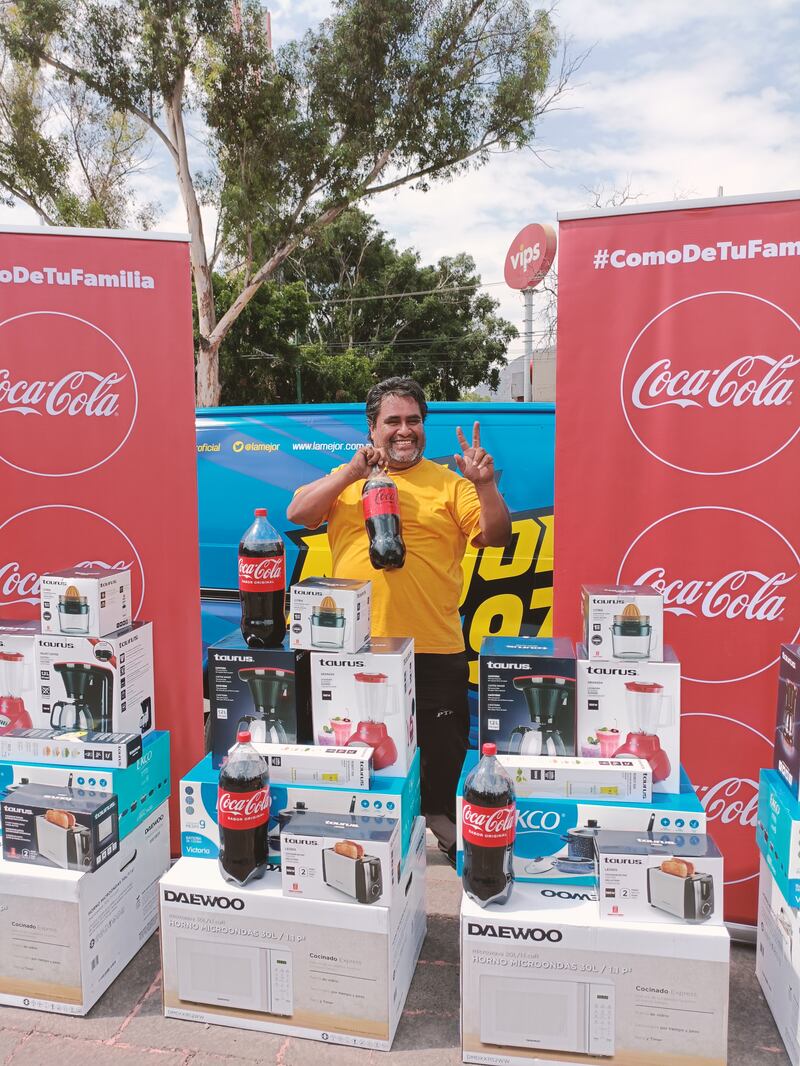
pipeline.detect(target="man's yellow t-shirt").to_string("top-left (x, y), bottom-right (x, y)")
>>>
top-left (324, 459), bottom-right (482, 654)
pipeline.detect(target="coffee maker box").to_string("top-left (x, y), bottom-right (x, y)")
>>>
top-left (40, 567), bottom-right (132, 638)
top-left (0, 618), bottom-right (39, 733)
top-left (280, 809), bottom-right (400, 907)
top-left (595, 829), bottom-right (723, 925)
top-left (35, 622), bottom-right (154, 736)
top-left (479, 636), bottom-right (576, 756)
top-left (576, 644), bottom-right (681, 794)
top-left (208, 631), bottom-right (312, 769)
top-left (757, 856), bottom-right (800, 1066)
top-left (0, 802), bottom-right (170, 1016)
top-left (461, 883), bottom-right (729, 1066)
top-left (289, 577), bottom-right (371, 654)
top-left (774, 644), bottom-right (800, 799)
top-left (161, 816), bottom-right (427, 1051)
top-left (582, 583), bottom-right (664, 662)
top-left (311, 638), bottom-right (416, 779)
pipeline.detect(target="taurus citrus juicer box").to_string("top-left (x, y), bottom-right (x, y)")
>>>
top-left (0, 618), bottom-right (39, 734)
top-left (774, 644), bottom-right (800, 799)
top-left (582, 583), bottom-right (664, 662)
top-left (35, 621), bottom-right (154, 736)
top-left (208, 630), bottom-right (312, 769)
top-left (289, 577), bottom-right (371, 654)
top-left (478, 636), bottom-right (576, 756)
top-left (40, 567), bottom-right (132, 638)
top-left (311, 637), bottom-right (416, 779)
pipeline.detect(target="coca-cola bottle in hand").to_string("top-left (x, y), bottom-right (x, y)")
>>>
top-left (462, 742), bottom-right (515, 906)
top-left (362, 465), bottom-right (406, 570)
top-left (218, 729), bottom-right (271, 886)
top-left (239, 508), bottom-right (286, 647)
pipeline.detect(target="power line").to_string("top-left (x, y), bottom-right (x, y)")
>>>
top-left (306, 279), bottom-right (509, 305)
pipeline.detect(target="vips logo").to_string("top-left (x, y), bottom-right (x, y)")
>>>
top-left (618, 506), bottom-right (800, 683)
top-left (620, 292), bottom-right (800, 475)
top-left (0, 311), bottom-right (138, 476)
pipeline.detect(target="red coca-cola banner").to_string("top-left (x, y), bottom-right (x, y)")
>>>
top-left (554, 193), bottom-right (800, 925)
top-left (0, 225), bottom-right (204, 852)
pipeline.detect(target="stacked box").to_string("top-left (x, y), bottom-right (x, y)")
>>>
top-left (40, 568), bottom-right (131, 638)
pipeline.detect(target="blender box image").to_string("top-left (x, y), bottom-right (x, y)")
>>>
top-left (478, 636), bottom-right (577, 756)
top-left (0, 618), bottom-right (39, 734)
top-left (756, 856), bottom-right (800, 1066)
top-left (40, 567), bottom-right (131, 638)
top-left (311, 637), bottom-right (416, 778)
top-left (577, 644), bottom-right (681, 794)
top-left (757, 769), bottom-right (800, 905)
top-left (497, 753), bottom-right (651, 802)
top-left (582, 583), bottom-right (664, 662)
top-left (774, 644), bottom-right (800, 799)
top-left (280, 809), bottom-right (400, 906)
top-left (0, 802), bottom-right (169, 1015)
top-left (1, 781), bottom-right (119, 872)
top-left (461, 882), bottom-right (729, 1066)
top-left (161, 816), bottom-right (427, 1051)
top-left (208, 631), bottom-right (312, 769)
top-left (456, 751), bottom-right (706, 886)
top-left (35, 621), bottom-right (154, 736)
top-left (0, 727), bottom-right (142, 768)
top-left (289, 577), bottom-right (371, 654)
top-left (180, 749), bottom-right (420, 866)
top-left (595, 829), bottom-right (723, 925)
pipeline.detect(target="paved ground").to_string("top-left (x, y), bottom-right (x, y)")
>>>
top-left (0, 839), bottom-right (791, 1065)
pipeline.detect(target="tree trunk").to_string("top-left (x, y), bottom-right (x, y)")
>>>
top-left (196, 335), bottom-right (222, 409)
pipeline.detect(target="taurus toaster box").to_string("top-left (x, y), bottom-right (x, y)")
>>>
top-left (289, 577), bottom-right (371, 654)
top-left (1, 782), bottom-right (119, 872)
top-left (280, 810), bottom-right (400, 907)
top-left (595, 829), bottom-right (723, 925)
top-left (40, 567), bottom-right (131, 638)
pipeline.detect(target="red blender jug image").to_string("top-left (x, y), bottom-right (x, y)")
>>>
top-left (613, 680), bottom-right (674, 782)
top-left (0, 652), bottom-right (33, 734)
top-left (347, 672), bottom-right (399, 770)
top-left (237, 667), bottom-right (295, 744)
top-left (507, 675), bottom-right (574, 756)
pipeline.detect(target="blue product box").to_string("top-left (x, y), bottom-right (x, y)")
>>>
top-left (0, 729), bottom-right (170, 841)
top-left (181, 747), bottom-right (420, 865)
top-left (757, 768), bottom-right (800, 905)
top-left (456, 749), bottom-right (705, 885)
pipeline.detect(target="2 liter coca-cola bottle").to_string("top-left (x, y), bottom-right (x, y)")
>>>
top-left (461, 743), bottom-right (516, 906)
top-left (218, 730), bottom-right (271, 886)
top-left (239, 508), bottom-right (286, 647)
top-left (362, 466), bottom-right (406, 570)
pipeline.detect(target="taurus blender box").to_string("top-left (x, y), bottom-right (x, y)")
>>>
top-left (595, 829), bottom-right (723, 925)
top-left (161, 816), bottom-right (427, 1050)
top-left (1, 782), bottom-right (119, 872)
top-left (289, 577), bottom-right (371, 654)
top-left (478, 636), bottom-right (576, 756)
top-left (582, 583), bottom-right (664, 662)
top-left (0, 802), bottom-right (170, 1016)
top-left (498, 753), bottom-right (651, 802)
top-left (461, 883), bottom-right (730, 1066)
top-left (0, 618), bottom-right (39, 734)
top-left (40, 567), bottom-right (131, 638)
top-left (757, 856), bottom-right (800, 1066)
top-left (577, 644), bottom-right (681, 794)
top-left (757, 768), bottom-right (800, 904)
top-left (208, 631), bottom-right (312, 769)
top-left (311, 638), bottom-right (416, 779)
top-left (0, 727), bottom-right (142, 767)
top-left (35, 622), bottom-right (154, 736)
top-left (774, 644), bottom-right (800, 799)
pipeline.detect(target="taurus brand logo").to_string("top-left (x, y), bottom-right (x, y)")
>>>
top-left (696, 776), bottom-right (758, 828)
top-left (0, 559), bottom-right (133, 608)
top-left (319, 659), bottom-right (365, 668)
top-left (607, 857), bottom-right (642, 864)
top-left (218, 791), bottom-right (271, 819)
top-left (216, 654), bottom-right (254, 663)
top-left (540, 889), bottom-right (595, 901)
top-left (238, 557), bottom-right (283, 581)
top-left (516, 809), bottom-right (563, 832)
top-left (467, 922), bottom-right (562, 942)
top-left (587, 665), bottom-right (638, 676)
top-left (630, 354), bottom-right (797, 411)
top-left (635, 566), bottom-right (794, 621)
top-left (782, 651), bottom-right (796, 667)
top-left (0, 370), bottom-right (127, 417)
top-left (163, 890), bottom-right (245, 910)
top-left (39, 640), bottom-right (74, 649)
top-left (486, 661), bottom-right (532, 670)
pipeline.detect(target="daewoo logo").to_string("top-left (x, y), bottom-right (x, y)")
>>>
top-left (0, 370), bottom-right (126, 417)
top-left (540, 889), bottom-right (595, 901)
top-left (163, 890), bottom-right (245, 910)
top-left (635, 566), bottom-right (793, 621)
top-left (630, 355), bottom-right (796, 410)
top-left (467, 922), bottom-right (562, 942)
top-left (144, 812), bottom-right (164, 833)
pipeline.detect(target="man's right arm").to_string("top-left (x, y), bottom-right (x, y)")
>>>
top-left (286, 445), bottom-right (388, 529)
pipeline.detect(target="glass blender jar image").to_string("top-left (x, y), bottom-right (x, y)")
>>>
top-left (237, 667), bottom-right (295, 744)
top-left (507, 675), bottom-right (574, 756)
top-left (346, 672), bottom-right (399, 770)
top-left (0, 652), bottom-right (33, 734)
top-left (311, 595), bottom-right (345, 649)
top-left (612, 680), bottom-right (674, 782)
top-left (610, 603), bottom-right (652, 660)
top-left (58, 585), bottom-right (90, 634)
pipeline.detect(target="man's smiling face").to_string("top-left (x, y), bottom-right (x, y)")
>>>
top-left (369, 394), bottom-right (426, 469)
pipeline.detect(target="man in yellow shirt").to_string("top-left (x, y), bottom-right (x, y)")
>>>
top-left (287, 378), bottom-right (511, 864)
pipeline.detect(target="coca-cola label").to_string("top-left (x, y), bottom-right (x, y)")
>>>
top-left (218, 786), bottom-right (270, 830)
top-left (462, 801), bottom-right (516, 847)
top-left (238, 554), bottom-right (284, 593)
top-left (363, 484), bottom-right (399, 520)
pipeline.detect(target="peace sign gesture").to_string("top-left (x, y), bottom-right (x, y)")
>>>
top-left (454, 421), bottom-right (495, 485)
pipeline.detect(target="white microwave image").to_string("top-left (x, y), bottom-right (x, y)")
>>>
top-left (176, 938), bottom-right (293, 1016)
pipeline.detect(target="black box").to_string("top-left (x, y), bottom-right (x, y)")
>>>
top-left (775, 644), bottom-right (800, 798)
top-left (1, 783), bottom-right (120, 871)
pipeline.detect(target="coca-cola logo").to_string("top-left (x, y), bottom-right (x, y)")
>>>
top-left (618, 506), bottom-right (800, 683)
top-left (462, 804), bottom-right (516, 836)
top-left (620, 292), bottom-right (800, 475)
top-left (0, 311), bottom-right (138, 476)
top-left (218, 789), bottom-right (270, 819)
top-left (238, 558), bottom-right (282, 581)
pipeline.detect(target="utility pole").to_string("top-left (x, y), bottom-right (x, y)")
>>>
top-left (523, 288), bottom-right (534, 402)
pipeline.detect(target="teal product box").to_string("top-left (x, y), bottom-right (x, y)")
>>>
top-left (0, 730), bottom-right (170, 842)
top-left (757, 768), bottom-right (800, 905)
top-left (181, 747), bottom-right (420, 865)
top-left (456, 749), bottom-right (706, 886)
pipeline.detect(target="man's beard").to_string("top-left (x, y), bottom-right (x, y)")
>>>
top-left (387, 440), bottom-right (424, 466)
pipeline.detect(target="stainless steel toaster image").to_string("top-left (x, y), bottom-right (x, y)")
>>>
top-left (647, 866), bottom-right (715, 922)
top-left (322, 846), bottom-right (383, 904)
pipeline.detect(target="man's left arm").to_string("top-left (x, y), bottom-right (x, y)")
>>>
top-left (454, 422), bottom-right (512, 548)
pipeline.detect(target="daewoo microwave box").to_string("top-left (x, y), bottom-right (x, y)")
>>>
top-left (756, 857), bottom-right (800, 1066)
top-left (461, 882), bottom-right (729, 1066)
top-left (160, 815), bottom-right (427, 1051)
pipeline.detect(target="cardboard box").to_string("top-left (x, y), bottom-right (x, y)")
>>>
top-left (161, 816), bottom-right (427, 1050)
top-left (582, 583), bottom-right (664, 663)
top-left (40, 567), bottom-right (131, 638)
top-left (595, 829), bottom-right (723, 925)
top-left (462, 882), bottom-right (729, 1065)
top-left (208, 631), bottom-right (312, 769)
top-left (0, 619), bottom-right (39, 733)
top-left (775, 644), bottom-right (800, 799)
top-left (252, 742), bottom-right (372, 789)
top-left (498, 753), bottom-right (651, 802)
top-left (757, 768), bottom-right (800, 904)
top-left (576, 644), bottom-right (681, 794)
top-left (181, 749), bottom-right (420, 865)
top-left (757, 856), bottom-right (800, 1066)
top-left (311, 637), bottom-right (417, 778)
top-left (289, 578), bottom-right (371, 654)
top-left (36, 622), bottom-right (154, 736)
top-left (456, 751), bottom-right (706, 885)
top-left (0, 727), bottom-right (142, 768)
top-left (479, 636), bottom-right (576, 755)
top-left (0, 802), bottom-right (170, 1015)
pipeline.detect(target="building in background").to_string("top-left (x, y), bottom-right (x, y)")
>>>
top-left (491, 347), bottom-right (556, 402)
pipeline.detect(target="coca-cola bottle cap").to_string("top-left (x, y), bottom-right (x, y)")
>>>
top-left (254, 508), bottom-right (267, 516)
top-left (237, 729), bottom-right (252, 743)
top-left (482, 742), bottom-right (497, 756)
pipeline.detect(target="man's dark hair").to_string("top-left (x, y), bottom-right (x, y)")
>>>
top-left (365, 377), bottom-right (428, 427)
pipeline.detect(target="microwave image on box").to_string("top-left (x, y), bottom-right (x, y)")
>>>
top-left (647, 861), bottom-right (715, 923)
top-left (322, 839), bottom-right (383, 904)
top-left (175, 938), bottom-right (293, 1016)
top-left (479, 974), bottom-right (614, 1056)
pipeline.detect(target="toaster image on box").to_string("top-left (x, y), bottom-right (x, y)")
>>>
top-left (35, 813), bottom-right (93, 870)
top-left (647, 861), bottom-right (715, 923)
top-left (322, 839), bottom-right (383, 904)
